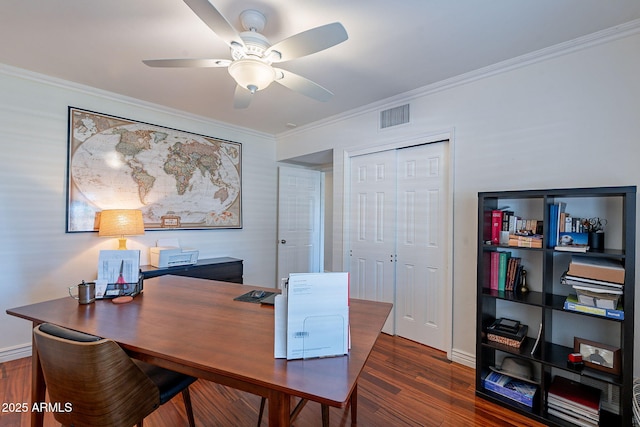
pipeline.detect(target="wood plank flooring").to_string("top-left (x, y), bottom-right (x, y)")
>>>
top-left (0, 334), bottom-right (545, 426)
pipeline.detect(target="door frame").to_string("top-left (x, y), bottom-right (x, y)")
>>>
top-left (341, 129), bottom-right (455, 359)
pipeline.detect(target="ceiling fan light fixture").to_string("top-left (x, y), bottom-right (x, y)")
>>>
top-left (228, 58), bottom-right (276, 93)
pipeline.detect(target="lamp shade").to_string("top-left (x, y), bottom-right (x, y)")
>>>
top-left (228, 58), bottom-right (276, 93)
top-left (98, 210), bottom-right (145, 249)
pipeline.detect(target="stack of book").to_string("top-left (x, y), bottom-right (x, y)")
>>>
top-left (486, 318), bottom-right (528, 349)
top-left (489, 251), bottom-right (523, 292)
top-left (547, 376), bottom-right (601, 427)
top-left (548, 202), bottom-right (567, 247)
top-left (483, 371), bottom-right (537, 408)
top-left (562, 256), bottom-right (625, 319)
top-left (508, 233), bottom-right (543, 248)
top-left (491, 209), bottom-right (542, 246)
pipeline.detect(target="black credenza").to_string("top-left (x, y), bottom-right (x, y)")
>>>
top-left (140, 257), bottom-right (243, 283)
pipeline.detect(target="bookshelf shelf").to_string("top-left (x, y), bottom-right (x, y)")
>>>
top-left (476, 186), bottom-right (635, 426)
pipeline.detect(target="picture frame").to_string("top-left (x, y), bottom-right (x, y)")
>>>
top-left (66, 107), bottom-right (242, 232)
top-left (574, 337), bottom-right (621, 376)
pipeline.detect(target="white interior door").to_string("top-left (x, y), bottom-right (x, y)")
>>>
top-left (395, 143), bottom-right (448, 350)
top-left (349, 150), bottom-right (397, 333)
top-left (277, 167), bottom-right (323, 284)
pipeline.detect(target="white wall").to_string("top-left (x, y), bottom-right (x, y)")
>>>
top-left (276, 30), bottom-right (640, 372)
top-left (0, 66), bottom-right (277, 361)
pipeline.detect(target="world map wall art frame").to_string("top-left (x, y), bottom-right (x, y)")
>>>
top-left (66, 107), bottom-right (242, 232)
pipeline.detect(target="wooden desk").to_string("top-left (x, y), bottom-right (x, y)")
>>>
top-left (7, 275), bottom-right (391, 427)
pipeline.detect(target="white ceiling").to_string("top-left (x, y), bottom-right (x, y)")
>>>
top-left (1, 0), bottom-right (640, 135)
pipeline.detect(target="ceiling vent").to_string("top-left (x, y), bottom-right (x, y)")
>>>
top-left (380, 104), bottom-right (410, 129)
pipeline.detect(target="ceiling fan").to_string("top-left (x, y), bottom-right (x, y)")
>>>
top-left (143, 0), bottom-right (348, 109)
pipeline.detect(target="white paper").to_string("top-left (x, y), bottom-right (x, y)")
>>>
top-left (285, 272), bottom-right (349, 360)
top-left (97, 250), bottom-right (140, 283)
top-left (94, 279), bottom-right (109, 299)
top-left (274, 294), bottom-right (287, 358)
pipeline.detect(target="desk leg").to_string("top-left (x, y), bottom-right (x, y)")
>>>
top-left (350, 383), bottom-right (358, 425)
top-left (267, 390), bottom-right (291, 426)
top-left (31, 322), bottom-right (45, 427)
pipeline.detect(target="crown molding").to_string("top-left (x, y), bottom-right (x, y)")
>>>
top-left (0, 63), bottom-right (275, 141)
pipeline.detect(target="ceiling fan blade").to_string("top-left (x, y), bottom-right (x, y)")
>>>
top-left (183, 0), bottom-right (242, 47)
top-left (273, 68), bottom-right (333, 102)
top-left (266, 22), bottom-right (348, 62)
top-left (233, 85), bottom-right (253, 109)
top-left (143, 58), bottom-right (231, 68)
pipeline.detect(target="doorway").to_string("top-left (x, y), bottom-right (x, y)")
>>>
top-left (276, 166), bottom-right (323, 283)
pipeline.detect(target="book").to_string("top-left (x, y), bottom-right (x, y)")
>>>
top-left (491, 210), bottom-right (503, 245)
top-left (508, 234), bottom-right (543, 248)
top-left (563, 294), bottom-right (624, 320)
top-left (490, 251), bottom-right (500, 290)
top-left (500, 211), bottom-right (513, 245)
top-left (548, 204), bottom-right (557, 247)
top-left (512, 265), bottom-right (523, 292)
top-left (555, 244), bottom-right (589, 253)
top-left (568, 256), bottom-right (625, 284)
top-left (505, 257), bottom-right (515, 291)
top-left (555, 232), bottom-right (589, 252)
top-left (547, 407), bottom-right (598, 427)
top-left (497, 251), bottom-right (511, 291)
top-left (483, 371), bottom-right (537, 407)
top-left (562, 273), bottom-right (624, 290)
top-left (483, 372), bottom-right (535, 406)
top-left (555, 202), bottom-right (567, 246)
top-left (547, 399), bottom-right (599, 421)
top-left (548, 376), bottom-right (600, 416)
top-left (547, 202), bottom-right (567, 247)
top-left (576, 289), bottom-right (621, 309)
top-left (505, 257), bottom-right (521, 291)
top-left (570, 282), bottom-right (623, 295)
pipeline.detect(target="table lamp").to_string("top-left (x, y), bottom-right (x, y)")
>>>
top-left (98, 209), bottom-right (145, 250)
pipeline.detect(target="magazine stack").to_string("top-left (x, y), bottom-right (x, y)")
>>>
top-left (547, 376), bottom-right (601, 427)
top-left (562, 256), bottom-right (625, 319)
top-left (482, 357), bottom-right (538, 408)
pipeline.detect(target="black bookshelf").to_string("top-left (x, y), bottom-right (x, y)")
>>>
top-left (476, 186), bottom-right (635, 426)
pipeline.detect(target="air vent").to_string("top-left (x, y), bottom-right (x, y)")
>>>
top-left (380, 104), bottom-right (410, 129)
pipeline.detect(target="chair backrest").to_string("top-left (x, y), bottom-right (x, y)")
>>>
top-left (34, 323), bottom-right (160, 427)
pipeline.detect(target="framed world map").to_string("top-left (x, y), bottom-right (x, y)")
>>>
top-left (66, 107), bottom-right (242, 232)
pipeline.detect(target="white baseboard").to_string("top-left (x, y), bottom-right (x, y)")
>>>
top-left (0, 343), bottom-right (32, 363)
top-left (451, 348), bottom-right (475, 369)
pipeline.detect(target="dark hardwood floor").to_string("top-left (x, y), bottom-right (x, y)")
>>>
top-left (0, 334), bottom-right (545, 426)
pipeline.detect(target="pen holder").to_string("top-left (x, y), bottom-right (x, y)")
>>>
top-left (106, 274), bottom-right (143, 298)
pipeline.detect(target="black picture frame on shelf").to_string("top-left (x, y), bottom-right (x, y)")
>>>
top-left (574, 337), bottom-right (621, 376)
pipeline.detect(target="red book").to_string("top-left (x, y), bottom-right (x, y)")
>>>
top-left (490, 251), bottom-right (500, 290)
top-left (491, 210), bottom-right (503, 245)
top-left (548, 376), bottom-right (600, 415)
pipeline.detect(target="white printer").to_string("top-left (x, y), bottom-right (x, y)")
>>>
top-left (149, 238), bottom-right (199, 268)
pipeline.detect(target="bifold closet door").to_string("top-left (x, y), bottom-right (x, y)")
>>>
top-left (348, 142), bottom-right (448, 349)
top-left (395, 143), bottom-right (448, 350)
top-left (349, 150), bottom-right (397, 333)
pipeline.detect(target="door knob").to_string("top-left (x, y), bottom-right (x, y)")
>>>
top-left (280, 239), bottom-right (286, 244)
